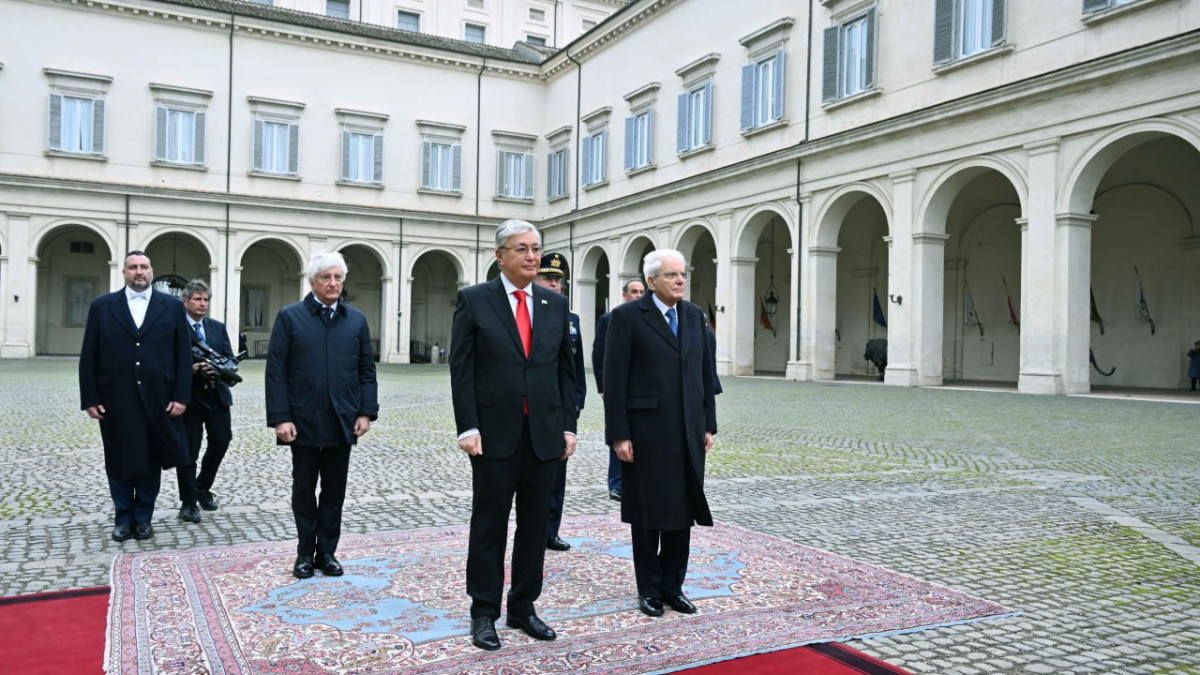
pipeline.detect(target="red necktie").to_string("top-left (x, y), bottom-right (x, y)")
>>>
top-left (513, 290), bottom-right (532, 358)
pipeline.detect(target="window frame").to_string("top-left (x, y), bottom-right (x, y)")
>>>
top-left (417, 120), bottom-right (465, 195)
top-left (822, 7), bottom-right (877, 105)
top-left (676, 80), bottom-right (713, 155)
top-left (624, 109), bottom-right (654, 173)
top-left (44, 68), bottom-right (111, 158)
top-left (248, 96), bottom-right (305, 179)
top-left (464, 23), bottom-right (487, 44)
top-left (933, 0), bottom-right (1008, 66)
top-left (326, 0), bottom-right (350, 19)
top-left (397, 10), bottom-right (421, 32)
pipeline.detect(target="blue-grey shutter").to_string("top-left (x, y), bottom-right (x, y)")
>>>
top-left (771, 50), bottom-right (785, 122)
top-left (624, 116), bottom-right (635, 171)
top-left (597, 130), bottom-right (607, 181)
top-left (1083, 0), bottom-right (1110, 12)
top-left (421, 140), bottom-right (431, 187)
top-left (864, 8), bottom-right (877, 89)
top-left (194, 111), bottom-right (206, 165)
top-left (155, 106), bottom-right (168, 160)
top-left (340, 130), bottom-right (351, 180)
top-left (496, 152), bottom-right (505, 195)
top-left (560, 148), bottom-right (568, 193)
top-left (676, 92), bottom-right (689, 154)
top-left (252, 120), bottom-right (263, 171)
top-left (740, 64), bottom-right (755, 130)
top-left (91, 99), bottom-right (105, 154)
top-left (287, 123), bottom-right (299, 174)
top-left (702, 81), bottom-right (713, 146)
top-left (645, 109), bottom-right (655, 164)
top-left (581, 136), bottom-right (592, 185)
top-left (48, 94), bottom-right (62, 150)
top-left (523, 153), bottom-right (535, 199)
top-left (822, 26), bottom-right (841, 102)
top-left (933, 0), bottom-right (954, 64)
top-left (451, 144), bottom-right (462, 191)
top-left (991, 0), bottom-right (1007, 47)
top-left (372, 134), bottom-right (384, 183)
top-left (547, 152), bottom-right (555, 197)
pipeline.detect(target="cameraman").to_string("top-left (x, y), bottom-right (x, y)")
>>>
top-left (175, 279), bottom-right (235, 524)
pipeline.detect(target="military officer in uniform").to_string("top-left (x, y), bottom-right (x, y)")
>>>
top-left (533, 252), bottom-right (586, 552)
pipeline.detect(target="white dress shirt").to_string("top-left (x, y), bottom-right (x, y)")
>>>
top-left (125, 286), bottom-right (150, 329)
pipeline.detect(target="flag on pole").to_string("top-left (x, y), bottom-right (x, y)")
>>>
top-left (1090, 287), bottom-right (1105, 336)
top-left (964, 282), bottom-right (983, 337)
top-left (707, 301), bottom-right (717, 328)
top-left (1134, 266), bottom-right (1155, 335)
top-left (872, 289), bottom-right (888, 329)
top-left (759, 300), bottom-right (775, 337)
top-left (1002, 276), bottom-right (1019, 332)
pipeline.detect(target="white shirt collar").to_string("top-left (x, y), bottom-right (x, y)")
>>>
top-left (651, 293), bottom-right (676, 316)
top-left (125, 287), bottom-right (150, 301)
top-left (500, 274), bottom-right (533, 297)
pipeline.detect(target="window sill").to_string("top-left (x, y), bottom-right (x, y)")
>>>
top-left (740, 119), bottom-right (788, 139)
top-left (626, 164), bottom-right (656, 177)
top-left (336, 179), bottom-right (384, 189)
top-left (932, 43), bottom-right (1014, 75)
top-left (678, 144), bottom-right (714, 160)
top-left (494, 195), bottom-right (534, 204)
top-left (151, 160), bottom-right (207, 171)
top-left (44, 150), bottom-right (106, 162)
top-left (1082, 0), bottom-right (1171, 25)
top-left (822, 87), bottom-right (883, 111)
top-left (548, 193), bottom-right (571, 203)
top-left (582, 179), bottom-right (609, 191)
top-left (248, 170), bottom-right (301, 181)
top-left (418, 187), bottom-right (462, 197)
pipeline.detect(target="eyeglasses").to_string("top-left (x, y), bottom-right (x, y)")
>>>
top-left (502, 245), bottom-right (543, 257)
top-left (658, 271), bottom-right (688, 281)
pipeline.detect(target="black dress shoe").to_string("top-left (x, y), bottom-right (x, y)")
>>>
top-left (178, 504), bottom-right (201, 523)
top-left (470, 617), bottom-right (501, 651)
top-left (638, 596), bottom-right (664, 617)
top-left (506, 613), bottom-right (556, 641)
top-left (315, 553), bottom-right (344, 576)
top-left (546, 535), bottom-right (571, 551)
top-left (663, 593), bottom-right (697, 614)
top-left (197, 490), bottom-right (219, 511)
top-left (133, 523), bottom-right (154, 540)
top-left (111, 525), bottom-right (133, 542)
top-left (293, 555), bottom-right (314, 579)
top-left (608, 489), bottom-right (622, 502)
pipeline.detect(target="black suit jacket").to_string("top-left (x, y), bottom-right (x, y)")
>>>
top-left (592, 311), bottom-right (611, 394)
top-left (79, 289), bottom-right (192, 477)
top-left (450, 276), bottom-right (578, 460)
top-left (191, 316), bottom-right (234, 408)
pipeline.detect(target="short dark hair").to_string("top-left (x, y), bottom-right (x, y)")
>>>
top-left (124, 250), bottom-right (149, 261)
top-left (622, 278), bottom-right (645, 293)
top-left (182, 279), bottom-right (211, 300)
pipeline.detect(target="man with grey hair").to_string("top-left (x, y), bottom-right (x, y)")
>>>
top-left (450, 219), bottom-right (578, 650)
top-left (603, 248), bottom-right (717, 618)
top-left (175, 278), bottom-right (236, 523)
top-left (267, 250), bottom-right (379, 580)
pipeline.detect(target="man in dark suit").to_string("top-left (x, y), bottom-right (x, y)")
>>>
top-left (592, 278), bottom-right (645, 502)
top-left (450, 219), bottom-right (578, 651)
top-left (266, 250), bottom-right (379, 580)
top-left (174, 279), bottom-right (235, 524)
top-left (79, 251), bottom-right (192, 542)
top-left (532, 251), bottom-right (586, 552)
top-left (603, 249), bottom-right (716, 618)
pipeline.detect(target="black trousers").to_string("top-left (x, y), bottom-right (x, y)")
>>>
top-left (176, 402), bottom-right (232, 504)
top-left (290, 445), bottom-right (351, 557)
top-left (466, 420), bottom-right (558, 619)
top-left (630, 525), bottom-right (691, 598)
top-left (108, 474), bottom-right (160, 527)
top-left (546, 457), bottom-right (568, 538)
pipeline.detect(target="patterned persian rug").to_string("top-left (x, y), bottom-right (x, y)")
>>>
top-left (106, 515), bottom-right (1014, 674)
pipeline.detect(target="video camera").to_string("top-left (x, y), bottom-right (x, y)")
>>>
top-left (192, 339), bottom-right (248, 388)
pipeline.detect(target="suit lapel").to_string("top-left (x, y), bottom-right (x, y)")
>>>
top-left (639, 295), bottom-right (680, 352)
top-left (485, 277), bottom-right (526, 359)
top-left (678, 302), bottom-right (692, 358)
top-left (142, 291), bottom-right (168, 331)
top-left (107, 291), bottom-right (138, 337)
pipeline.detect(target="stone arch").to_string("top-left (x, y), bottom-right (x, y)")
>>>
top-left (734, 202), bottom-right (796, 258)
top-left (34, 222), bottom-right (116, 355)
top-left (143, 230), bottom-right (214, 297)
top-left (620, 234), bottom-right (658, 279)
top-left (334, 238), bottom-right (393, 279)
top-left (409, 248), bottom-right (461, 363)
top-left (811, 183), bottom-right (892, 250)
top-left (30, 219), bottom-right (117, 263)
top-left (919, 156), bottom-right (1028, 237)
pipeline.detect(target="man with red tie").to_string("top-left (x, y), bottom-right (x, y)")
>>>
top-left (450, 220), bottom-right (578, 651)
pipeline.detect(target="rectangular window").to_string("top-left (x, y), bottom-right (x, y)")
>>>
top-left (326, 0), bottom-right (350, 19)
top-left (581, 130), bottom-right (606, 186)
top-left (422, 141), bottom-right (462, 192)
top-left (155, 107), bottom-right (206, 165)
top-left (676, 81), bottom-right (712, 154)
top-left (497, 150), bottom-right (534, 199)
top-left (253, 119), bottom-right (299, 175)
top-left (822, 9), bottom-right (876, 103)
top-left (397, 10), bottom-right (420, 31)
top-left (934, 0), bottom-right (1007, 64)
top-left (342, 130), bottom-right (383, 184)
top-left (48, 94), bottom-right (104, 154)
top-left (547, 147), bottom-right (568, 198)
top-left (465, 23), bottom-right (486, 43)
top-left (529, 7), bottom-right (545, 21)
top-left (740, 50), bottom-right (785, 131)
top-left (66, 278), bottom-right (96, 326)
top-left (623, 110), bottom-right (653, 172)
top-left (243, 287), bottom-right (268, 329)
top-left (526, 35), bottom-right (547, 46)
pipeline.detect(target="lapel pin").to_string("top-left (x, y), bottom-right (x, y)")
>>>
top-left (541, 299), bottom-right (548, 305)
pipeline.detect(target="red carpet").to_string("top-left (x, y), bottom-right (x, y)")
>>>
top-left (0, 586), bottom-right (908, 674)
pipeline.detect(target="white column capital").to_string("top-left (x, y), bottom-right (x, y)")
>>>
top-left (1024, 137), bottom-right (1062, 156)
top-left (1056, 212), bottom-right (1099, 229)
top-left (809, 246), bottom-right (840, 257)
top-left (1014, 217), bottom-right (1029, 232)
top-left (913, 233), bottom-right (951, 244)
top-left (889, 169), bottom-right (917, 184)
top-left (729, 256), bottom-right (758, 266)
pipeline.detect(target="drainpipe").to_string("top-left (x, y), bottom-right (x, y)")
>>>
top-left (396, 217), bottom-right (403, 354)
top-left (564, 47), bottom-right (582, 212)
top-left (475, 57), bottom-right (485, 217)
top-left (223, 13), bottom-right (235, 324)
top-left (124, 195), bottom-right (130, 253)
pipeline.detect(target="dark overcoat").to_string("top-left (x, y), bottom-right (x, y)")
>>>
top-left (450, 276), bottom-right (578, 459)
top-left (78, 289), bottom-right (192, 478)
top-left (265, 294), bottom-right (379, 447)
top-left (603, 294), bottom-right (717, 531)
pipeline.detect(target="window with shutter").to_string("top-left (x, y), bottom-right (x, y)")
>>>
top-left (936, 0), bottom-right (1006, 64)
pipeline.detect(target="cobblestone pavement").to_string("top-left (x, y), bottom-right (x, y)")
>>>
top-left (2, 358), bottom-right (1198, 674)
